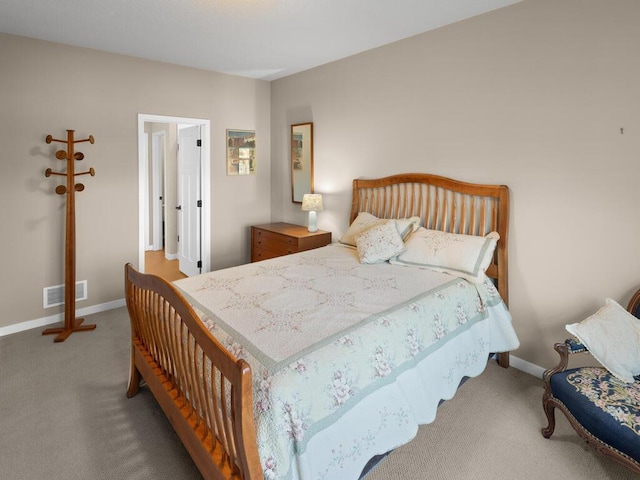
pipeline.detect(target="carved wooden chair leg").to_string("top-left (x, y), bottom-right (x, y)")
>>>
top-left (541, 392), bottom-right (556, 438)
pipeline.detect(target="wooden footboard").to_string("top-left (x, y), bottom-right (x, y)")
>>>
top-left (124, 263), bottom-right (264, 480)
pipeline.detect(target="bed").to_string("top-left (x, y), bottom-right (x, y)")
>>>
top-left (125, 173), bottom-right (519, 480)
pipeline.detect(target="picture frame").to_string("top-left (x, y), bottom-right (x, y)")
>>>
top-left (226, 129), bottom-right (256, 175)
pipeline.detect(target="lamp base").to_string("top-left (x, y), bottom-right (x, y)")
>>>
top-left (307, 211), bottom-right (318, 232)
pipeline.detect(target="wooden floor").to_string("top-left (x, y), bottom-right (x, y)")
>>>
top-left (145, 250), bottom-right (187, 282)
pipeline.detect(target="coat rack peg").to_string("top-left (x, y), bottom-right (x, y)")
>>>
top-left (75, 168), bottom-right (95, 177)
top-left (42, 129), bottom-right (97, 342)
top-left (45, 169), bottom-right (66, 177)
top-left (46, 134), bottom-right (68, 144)
top-left (74, 135), bottom-right (94, 144)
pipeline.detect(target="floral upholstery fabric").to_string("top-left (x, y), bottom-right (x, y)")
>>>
top-left (551, 366), bottom-right (640, 462)
top-left (355, 220), bottom-right (406, 264)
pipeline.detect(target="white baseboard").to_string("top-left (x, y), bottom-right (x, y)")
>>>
top-left (509, 354), bottom-right (546, 379)
top-left (0, 298), bottom-right (126, 337)
top-left (165, 252), bottom-right (178, 260)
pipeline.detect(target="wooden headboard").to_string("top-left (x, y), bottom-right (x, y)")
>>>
top-left (351, 173), bottom-right (510, 306)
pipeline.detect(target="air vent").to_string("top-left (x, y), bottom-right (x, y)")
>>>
top-left (43, 280), bottom-right (88, 308)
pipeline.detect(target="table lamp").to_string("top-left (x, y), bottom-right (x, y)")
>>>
top-left (301, 194), bottom-right (323, 232)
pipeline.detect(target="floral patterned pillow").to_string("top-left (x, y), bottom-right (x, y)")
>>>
top-left (389, 227), bottom-right (499, 284)
top-left (566, 298), bottom-right (640, 383)
top-left (340, 212), bottom-right (420, 246)
top-left (355, 221), bottom-right (406, 264)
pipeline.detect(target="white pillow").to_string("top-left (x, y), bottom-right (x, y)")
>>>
top-left (395, 216), bottom-right (421, 239)
top-left (355, 221), bottom-right (406, 264)
top-left (389, 227), bottom-right (499, 284)
top-left (340, 212), bottom-right (419, 246)
top-left (565, 298), bottom-right (640, 383)
top-left (340, 212), bottom-right (381, 246)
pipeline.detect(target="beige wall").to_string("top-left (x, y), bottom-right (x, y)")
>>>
top-left (271, 0), bottom-right (640, 368)
top-left (2, 0), bottom-right (639, 370)
top-left (0, 33), bottom-right (271, 330)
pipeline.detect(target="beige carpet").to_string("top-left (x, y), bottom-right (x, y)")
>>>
top-left (367, 361), bottom-right (637, 480)
top-left (0, 307), bottom-right (636, 480)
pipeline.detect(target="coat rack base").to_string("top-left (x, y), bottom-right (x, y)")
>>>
top-left (42, 318), bottom-right (97, 343)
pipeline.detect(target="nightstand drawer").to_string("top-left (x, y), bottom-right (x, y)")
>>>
top-left (253, 228), bottom-right (300, 251)
top-left (252, 244), bottom-right (294, 262)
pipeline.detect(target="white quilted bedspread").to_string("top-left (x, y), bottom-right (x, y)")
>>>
top-left (175, 244), bottom-right (519, 480)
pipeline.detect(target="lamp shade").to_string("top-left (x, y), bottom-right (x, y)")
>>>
top-left (301, 193), bottom-right (323, 212)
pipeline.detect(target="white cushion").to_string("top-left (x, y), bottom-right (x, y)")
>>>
top-left (355, 221), bottom-right (406, 264)
top-left (565, 298), bottom-right (640, 383)
top-left (389, 227), bottom-right (499, 284)
top-left (395, 216), bottom-right (421, 239)
top-left (340, 212), bottom-right (419, 246)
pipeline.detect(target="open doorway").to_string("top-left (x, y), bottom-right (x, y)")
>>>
top-left (137, 114), bottom-right (211, 279)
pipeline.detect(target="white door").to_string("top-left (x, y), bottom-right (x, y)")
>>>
top-left (177, 125), bottom-right (202, 276)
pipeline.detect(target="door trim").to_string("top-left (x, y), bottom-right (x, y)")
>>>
top-left (151, 130), bottom-right (165, 251)
top-left (137, 114), bottom-right (211, 274)
top-left (142, 132), bottom-right (151, 250)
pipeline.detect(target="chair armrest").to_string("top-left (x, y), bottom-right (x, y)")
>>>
top-left (542, 338), bottom-right (589, 382)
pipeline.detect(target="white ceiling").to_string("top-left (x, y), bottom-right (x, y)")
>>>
top-left (0, 0), bottom-right (521, 81)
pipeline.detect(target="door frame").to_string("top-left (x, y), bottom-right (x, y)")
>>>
top-left (151, 130), bottom-right (165, 251)
top-left (141, 132), bottom-right (151, 250)
top-left (137, 113), bottom-right (211, 274)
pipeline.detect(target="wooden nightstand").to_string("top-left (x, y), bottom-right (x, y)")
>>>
top-left (251, 222), bottom-right (331, 262)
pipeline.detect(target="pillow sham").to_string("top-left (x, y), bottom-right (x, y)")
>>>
top-left (340, 212), bottom-right (420, 246)
top-left (395, 216), bottom-right (421, 239)
top-left (389, 227), bottom-right (499, 284)
top-left (355, 220), bottom-right (406, 264)
top-left (565, 298), bottom-right (640, 383)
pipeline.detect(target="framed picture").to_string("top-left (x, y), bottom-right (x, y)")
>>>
top-left (226, 129), bottom-right (256, 175)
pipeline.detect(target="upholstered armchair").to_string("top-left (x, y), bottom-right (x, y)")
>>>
top-left (541, 289), bottom-right (640, 474)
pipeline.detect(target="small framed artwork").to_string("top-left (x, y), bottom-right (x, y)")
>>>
top-left (226, 129), bottom-right (256, 175)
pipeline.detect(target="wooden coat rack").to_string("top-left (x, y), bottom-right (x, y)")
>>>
top-left (42, 130), bottom-right (96, 342)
